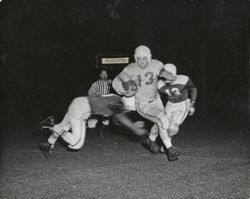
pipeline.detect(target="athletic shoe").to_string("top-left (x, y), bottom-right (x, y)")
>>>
top-left (40, 141), bottom-right (53, 158)
top-left (39, 116), bottom-right (55, 130)
top-left (142, 136), bottom-right (159, 154)
top-left (166, 146), bottom-right (180, 161)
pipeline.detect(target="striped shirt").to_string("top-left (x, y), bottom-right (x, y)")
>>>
top-left (88, 79), bottom-right (112, 96)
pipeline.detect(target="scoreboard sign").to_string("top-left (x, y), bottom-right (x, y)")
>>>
top-left (101, 57), bottom-right (129, 64)
top-left (96, 54), bottom-right (133, 69)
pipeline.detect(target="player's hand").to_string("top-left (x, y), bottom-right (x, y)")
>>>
top-left (134, 128), bottom-right (147, 136)
top-left (189, 103), bottom-right (195, 116)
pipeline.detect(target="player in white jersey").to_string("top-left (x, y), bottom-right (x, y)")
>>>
top-left (39, 94), bottom-right (147, 158)
top-left (153, 63), bottom-right (197, 154)
top-left (112, 45), bottom-right (180, 161)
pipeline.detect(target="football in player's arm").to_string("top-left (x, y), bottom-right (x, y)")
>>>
top-left (157, 63), bottom-right (197, 138)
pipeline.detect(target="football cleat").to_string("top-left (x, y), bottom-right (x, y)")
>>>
top-left (166, 146), bottom-right (180, 161)
top-left (39, 141), bottom-right (54, 158)
top-left (141, 136), bottom-right (159, 154)
top-left (39, 116), bottom-right (55, 130)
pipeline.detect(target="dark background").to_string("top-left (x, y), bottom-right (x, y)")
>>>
top-left (0, 0), bottom-right (249, 123)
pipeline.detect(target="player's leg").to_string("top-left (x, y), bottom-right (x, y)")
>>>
top-left (40, 97), bottom-right (91, 157)
top-left (40, 112), bottom-right (71, 158)
top-left (136, 96), bottom-right (179, 160)
top-left (62, 97), bottom-right (91, 150)
top-left (62, 116), bottom-right (87, 150)
top-left (158, 128), bottom-right (180, 161)
top-left (86, 118), bottom-right (98, 142)
top-left (166, 100), bottom-right (190, 137)
top-left (99, 117), bottom-right (109, 139)
top-left (158, 101), bottom-right (190, 160)
top-left (136, 96), bottom-right (168, 132)
top-left (137, 97), bottom-right (169, 154)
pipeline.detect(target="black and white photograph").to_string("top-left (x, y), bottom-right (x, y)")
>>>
top-left (0, 0), bottom-right (249, 198)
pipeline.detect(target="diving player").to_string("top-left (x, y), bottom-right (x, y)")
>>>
top-left (39, 94), bottom-right (147, 158)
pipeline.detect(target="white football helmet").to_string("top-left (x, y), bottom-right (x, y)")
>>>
top-left (163, 63), bottom-right (177, 76)
top-left (134, 45), bottom-right (152, 63)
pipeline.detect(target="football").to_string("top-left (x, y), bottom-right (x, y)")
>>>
top-left (122, 80), bottom-right (138, 92)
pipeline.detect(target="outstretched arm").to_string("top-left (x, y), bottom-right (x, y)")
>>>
top-left (186, 79), bottom-right (197, 115)
top-left (113, 113), bottom-right (146, 136)
top-left (189, 87), bottom-right (197, 106)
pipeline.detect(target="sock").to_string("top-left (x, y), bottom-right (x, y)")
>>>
top-left (149, 134), bottom-right (157, 142)
top-left (159, 129), bottom-right (172, 149)
top-left (48, 125), bottom-right (65, 145)
top-left (48, 131), bottom-right (60, 145)
top-left (149, 124), bottom-right (159, 141)
top-left (162, 138), bottom-right (172, 149)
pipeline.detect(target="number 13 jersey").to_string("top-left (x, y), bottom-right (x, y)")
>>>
top-left (120, 59), bottom-right (163, 102)
top-left (158, 75), bottom-right (195, 103)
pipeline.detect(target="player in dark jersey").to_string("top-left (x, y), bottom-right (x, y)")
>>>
top-left (39, 94), bottom-right (146, 158)
top-left (149, 63), bottom-right (197, 159)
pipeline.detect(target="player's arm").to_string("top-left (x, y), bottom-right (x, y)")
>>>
top-left (186, 79), bottom-right (197, 106)
top-left (156, 60), bottom-right (164, 76)
top-left (88, 82), bottom-right (97, 96)
top-left (114, 113), bottom-right (146, 136)
top-left (186, 78), bottom-right (197, 115)
top-left (108, 99), bottom-right (146, 136)
top-left (157, 79), bottom-right (167, 94)
top-left (112, 70), bottom-right (137, 97)
top-left (112, 74), bottom-right (128, 95)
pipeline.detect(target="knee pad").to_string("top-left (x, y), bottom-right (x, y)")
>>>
top-left (169, 124), bottom-right (179, 136)
top-left (68, 136), bottom-right (85, 150)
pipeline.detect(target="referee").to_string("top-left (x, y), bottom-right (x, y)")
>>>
top-left (88, 70), bottom-right (112, 96)
top-left (87, 70), bottom-right (112, 139)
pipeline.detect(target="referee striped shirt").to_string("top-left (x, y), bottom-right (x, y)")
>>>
top-left (88, 79), bottom-right (112, 96)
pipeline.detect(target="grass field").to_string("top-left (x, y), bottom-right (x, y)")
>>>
top-left (0, 117), bottom-right (249, 199)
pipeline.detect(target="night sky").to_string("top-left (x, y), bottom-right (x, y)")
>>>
top-left (0, 0), bottom-right (249, 121)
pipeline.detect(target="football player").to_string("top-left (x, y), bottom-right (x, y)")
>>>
top-left (154, 63), bottom-right (197, 154)
top-left (112, 45), bottom-right (179, 161)
top-left (39, 94), bottom-right (147, 158)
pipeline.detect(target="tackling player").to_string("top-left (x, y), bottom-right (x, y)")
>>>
top-left (154, 63), bottom-right (197, 154)
top-left (112, 45), bottom-right (180, 161)
top-left (39, 94), bottom-right (147, 158)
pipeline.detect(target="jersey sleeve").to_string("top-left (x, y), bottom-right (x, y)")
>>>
top-left (158, 61), bottom-right (164, 74)
top-left (185, 78), bottom-right (197, 101)
top-left (112, 66), bottom-right (133, 95)
top-left (154, 60), bottom-right (164, 76)
top-left (185, 78), bottom-right (195, 88)
top-left (88, 82), bottom-right (97, 96)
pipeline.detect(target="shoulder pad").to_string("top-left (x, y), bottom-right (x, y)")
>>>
top-left (174, 75), bottom-right (189, 85)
